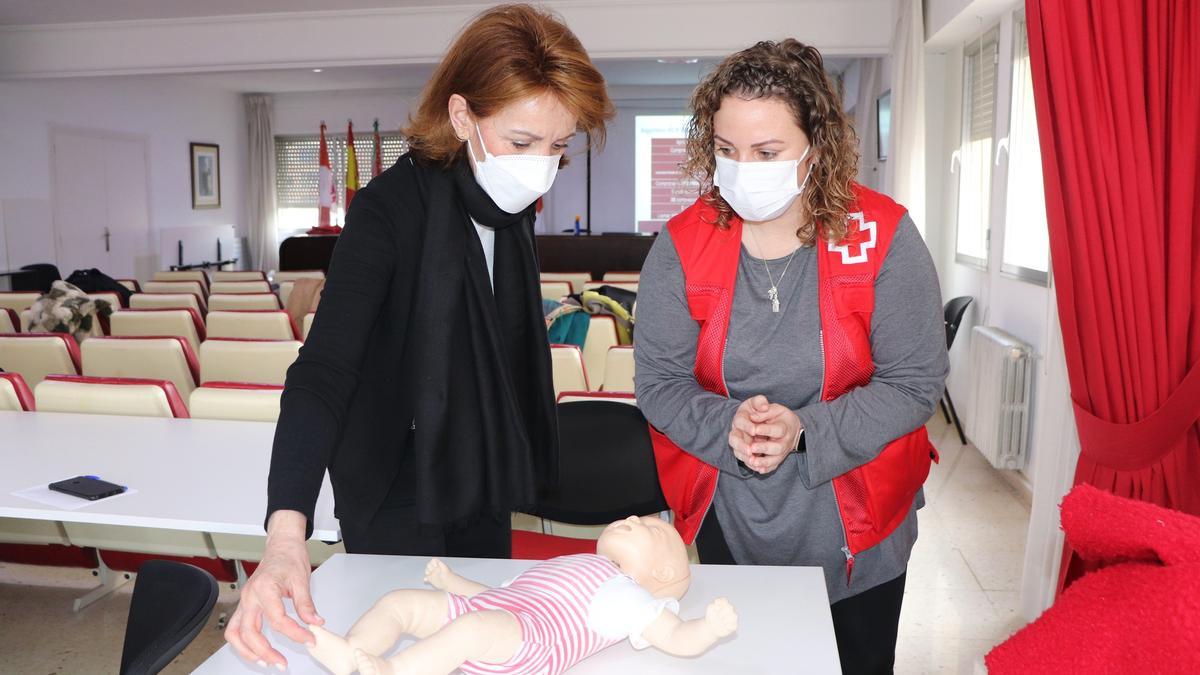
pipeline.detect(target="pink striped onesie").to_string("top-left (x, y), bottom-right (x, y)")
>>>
top-left (445, 554), bottom-right (644, 675)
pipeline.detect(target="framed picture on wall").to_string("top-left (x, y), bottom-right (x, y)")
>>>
top-left (190, 142), bottom-right (221, 209)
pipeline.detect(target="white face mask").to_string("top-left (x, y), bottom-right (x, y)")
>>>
top-left (713, 145), bottom-right (813, 222)
top-left (468, 122), bottom-right (560, 213)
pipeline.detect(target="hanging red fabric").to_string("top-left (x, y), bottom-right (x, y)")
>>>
top-left (1025, 0), bottom-right (1200, 591)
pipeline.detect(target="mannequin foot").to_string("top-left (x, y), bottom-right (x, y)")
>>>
top-left (306, 625), bottom-right (358, 675)
top-left (353, 648), bottom-right (396, 675)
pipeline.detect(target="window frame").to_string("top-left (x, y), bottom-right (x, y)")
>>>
top-left (952, 25), bottom-right (1002, 271)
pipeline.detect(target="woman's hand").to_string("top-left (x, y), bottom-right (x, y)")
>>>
top-left (224, 510), bottom-right (323, 670)
top-left (729, 396), bottom-right (803, 474)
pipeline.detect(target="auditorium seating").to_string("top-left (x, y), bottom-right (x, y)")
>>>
top-left (142, 280), bottom-right (207, 302)
top-left (129, 292), bottom-right (205, 315)
top-left (210, 270), bottom-right (267, 282)
top-left (602, 346), bottom-right (636, 392)
top-left (0, 333), bottom-right (82, 387)
top-left (540, 281), bottom-right (571, 302)
top-left (549, 344), bottom-right (588, 394)
top-left (35, 374), bottom-right (189, 419)
top-left (205, 310), bottom-right (300, 341)
top-left (583, 281), bottom-right (638, 293)
top-left (85, 292), bottom-right (125, 311)
top-left (110, 308), bottom-right (206, 352)
top-left (198, 339), bottom-right (301, 386)
top-left (209, 280), bottom-right (271, 294)
top-left (273, 270), bottom-right (325, 283)
top-left (302, 312), bottom-right (315, 340)
top-left (556, 390), bottom-right (636, 405)
top-left (0, 292), bottom-right (41, 313)
top-left (0, 371), bottom-right (35, 411)
top-left (207, 293), bottom-right (281, 311)
top-left (1, 308), bottom-right (20, 333)
top-left (81, 336), bottom-right (200, 400)
top-left (602, 271), bottom-right (641, 282)
top-left (116, 279), bottom-right (142, 293)
top-left (151, 270), bottom-right (209, 291)
top-left (278, 281), bottom-right (293, 307)
top-left (539, 272), bottom-right (590, 293)
top-left (581, 315), bottom-right (619, 391)
top-left (189, 382), bottom-right (282, 422)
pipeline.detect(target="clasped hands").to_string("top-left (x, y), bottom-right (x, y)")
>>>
top-left (728, 395), bottom-right (803, 475)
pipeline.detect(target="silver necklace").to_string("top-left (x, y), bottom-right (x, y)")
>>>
top-left (746, 226), bottom-right (800, 313)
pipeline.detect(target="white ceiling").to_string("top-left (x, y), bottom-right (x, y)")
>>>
top-left (0, 0), bottom-right (490, 25)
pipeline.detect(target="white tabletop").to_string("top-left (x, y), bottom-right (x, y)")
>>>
top-left (0, 410), bottom-right (339, 541)
top-left (197, 553), bottom-right (841, 674)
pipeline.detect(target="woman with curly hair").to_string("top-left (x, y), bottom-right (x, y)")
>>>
top-left (635, 40), bottom-right (948, 674)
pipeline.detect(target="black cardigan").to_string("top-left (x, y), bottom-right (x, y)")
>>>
top-left (264, 156), bottom-right (553, 538)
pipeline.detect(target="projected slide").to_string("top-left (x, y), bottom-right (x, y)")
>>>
top-left (634, 115), bottom-right (698, 232)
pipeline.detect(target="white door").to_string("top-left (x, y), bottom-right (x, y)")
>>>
top-left (51, 129), bottom-right (152, 280)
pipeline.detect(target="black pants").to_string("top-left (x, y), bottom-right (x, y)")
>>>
top-left (341, 453), bottom-right (511, 558)
top-left (697, 512), bottom-right (906, 675)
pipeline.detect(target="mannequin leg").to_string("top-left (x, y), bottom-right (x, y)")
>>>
top-left (308, 589), bottom-right (449, 675)
top-left (355, 609), bottom-right (522, 675)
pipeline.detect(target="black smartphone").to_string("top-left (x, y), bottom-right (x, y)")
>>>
top-left (48, 476), bottom-right (127, 501)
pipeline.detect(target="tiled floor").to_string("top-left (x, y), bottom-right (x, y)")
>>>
top-left (0, 415), bottom-right (1030, 674)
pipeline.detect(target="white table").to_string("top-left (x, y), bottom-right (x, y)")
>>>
top-left (197, 554), bottom-right (841, 674)
top-left (0, 410), bottom-right (338, 540)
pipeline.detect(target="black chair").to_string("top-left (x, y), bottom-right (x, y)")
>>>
top-left (12, 263), bottom-right (61, 293)
top-left (941, 296), bottom-right (974, 445)
top-left (516, 400), bottom-right (669, 558)
top-left (119, 560), bottom-right (219, 675)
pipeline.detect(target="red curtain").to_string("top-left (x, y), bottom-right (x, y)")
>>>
top-left (1026, 0), bottom-right (1200, 589)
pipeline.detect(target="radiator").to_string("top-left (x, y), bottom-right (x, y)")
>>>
top-left (964, 326), bottom-right (1034, 470)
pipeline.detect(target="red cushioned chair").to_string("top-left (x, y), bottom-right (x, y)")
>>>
top-left (0, 371), bottom-right (35, 411)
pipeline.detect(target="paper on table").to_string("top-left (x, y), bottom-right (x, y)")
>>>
top-left (12, 482), bottom-right (138, 511)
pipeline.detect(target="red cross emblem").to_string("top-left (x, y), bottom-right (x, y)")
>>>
top-left (827, 212), bottom-right (877, 264)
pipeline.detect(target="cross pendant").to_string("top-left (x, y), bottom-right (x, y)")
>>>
top-left (768, 286), bottom-right (780, 313)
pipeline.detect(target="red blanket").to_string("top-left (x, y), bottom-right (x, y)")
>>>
top-left (986, 484), bottom-right (1200, 673)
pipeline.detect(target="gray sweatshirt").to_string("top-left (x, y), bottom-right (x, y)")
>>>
top-left (634, 214), bottom-right (948, 603)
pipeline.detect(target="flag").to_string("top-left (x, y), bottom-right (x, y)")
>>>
top-left (316, 121), bottom-right (336, 230)
top-left (372, 119), bottom-right (383, 179)
top-left (345, 119), bottom-right (359, 209)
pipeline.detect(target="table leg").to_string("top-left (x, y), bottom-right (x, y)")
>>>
top-left (73, 557), bottom-right (132, 612)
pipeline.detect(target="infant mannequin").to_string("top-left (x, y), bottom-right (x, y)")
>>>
top-left (307, 515), bottom-right (738, 675)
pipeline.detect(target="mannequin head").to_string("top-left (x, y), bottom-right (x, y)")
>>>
top-left (596, 516), bottom-right (692, 600)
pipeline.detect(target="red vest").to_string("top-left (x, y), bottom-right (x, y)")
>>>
top-left (649, 184), bottom-right (937, 580)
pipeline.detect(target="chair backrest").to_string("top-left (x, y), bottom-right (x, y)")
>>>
top-left (601, 345), bottom-right (635, 393)
top-left (550, 344), bottom-right (588, 395)
top-left (540, 272), bottom-right (591, 294)
top-left (534, 401), bottom-right (668, 525)
top-left (944, 296), bottom-right (975, 349)
top-left (0, 371), bottom-right (35, 411)
top-left (86, 292), bottom-right (125, 311)
top-left (35, 374), bottom-right (189, 418)
top-left (207, 293), bottom-right (281, 311)
top-left (129, 293), bottom-right (205, 316)
top-left (540, 281), bottom-right (572, 302)
top-left (116, 279), bottom-right (142, 293)
top-left (151, 270), bottom-right (209, 291)
top-left (111, 309), bottom-right (205, 352)
top-left (0, 333), bottom-right (82, 387)
top-left (273, 270), bottom-right (325, 283)
top-left (582, 281), bottom-right (638, 293)
top-left (209, 280), bottom-right (271, 294)
top-left (602, 271), bottom-right (641, 282)
top-left (142, 281), bottom-right (207, 304)
top-left (277, 281), bottom-right (294, 308)
top-left (582, 315), bottom-right (619, 391)
top-left (82, 336), bottom-right (200, 400)
top-left (119, 560), bottom-right (218, 675)
top-left (0, 308), bottom-right (19, 333)
top-left (556, 390), bottom-right (636, 405)
top-left (189, 382), bottom-right (283, 422)
top-left (210, 270), bottom-right (267, 282)
top-left (0, 292), bottom-right (42, 313)
top-left (198, 339), bottom-right (301, 385)
top-left (205, 310), bottom-right (300, 341)
top-left (302, 312), bottom-right (315, 340)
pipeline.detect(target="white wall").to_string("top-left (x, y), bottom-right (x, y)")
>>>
top-left (0, 76), bottom-right (245, 274)
top-left (273, 88), bottom-right (416, 137)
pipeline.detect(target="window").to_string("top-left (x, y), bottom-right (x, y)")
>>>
top-left (274, 132), bottom-right (409, 237)
top-left (953, 27), bottom-right (1000, 268)
top-left (999, 12), bottom-right (1050, 284)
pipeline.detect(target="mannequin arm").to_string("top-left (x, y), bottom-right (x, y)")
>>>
top-left (424, 558), bottom-right (490, 597)
top-left (640, 598), bottom-right (738, 657)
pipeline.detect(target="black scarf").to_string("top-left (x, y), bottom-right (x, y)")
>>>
top-left (404, 157), bottom-right (558, 527)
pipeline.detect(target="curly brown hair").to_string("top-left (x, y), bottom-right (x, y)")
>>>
top-left (404, 4), bottom-right (613, 168)
top-left (683, 39), bottom-right (859, 245)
